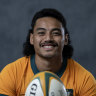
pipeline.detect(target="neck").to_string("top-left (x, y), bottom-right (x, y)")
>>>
top-left (35, 55), bottom-right (63, 73)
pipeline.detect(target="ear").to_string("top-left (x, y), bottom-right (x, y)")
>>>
top-left (30, 33), bottom-right (33, 45)
top-left (64, 34), bottom-right (68, 45)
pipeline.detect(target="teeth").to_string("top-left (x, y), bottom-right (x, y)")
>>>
top-left (43, 46), bottom-right (53, 48)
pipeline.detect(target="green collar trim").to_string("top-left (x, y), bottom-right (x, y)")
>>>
top-left (30, 55), bottom-right (67, 78)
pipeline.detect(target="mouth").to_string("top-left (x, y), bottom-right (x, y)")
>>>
top-left (43, 45), bottom-right (53, 48)
top-left (40, 43), bottom-right (57, 51)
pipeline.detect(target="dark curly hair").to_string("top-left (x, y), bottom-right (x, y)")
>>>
top-left (23, 8), bottom-right (73, 58)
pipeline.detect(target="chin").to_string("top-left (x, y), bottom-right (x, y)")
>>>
top-left (40, 53), bottom-right (57, 59)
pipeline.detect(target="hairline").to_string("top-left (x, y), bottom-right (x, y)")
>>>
top-left (32, 16), bottom-right (66, 34)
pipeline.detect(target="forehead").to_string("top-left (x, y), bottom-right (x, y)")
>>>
top-left (34, 17), bottom-right (63, 29)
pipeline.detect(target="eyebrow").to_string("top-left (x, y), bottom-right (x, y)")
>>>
top-left (36, 28), bottom-right (46, 31)
top-left (36, 28), bottom-right (61, 32)
top-left (51, 28), bottom-right (61, 32)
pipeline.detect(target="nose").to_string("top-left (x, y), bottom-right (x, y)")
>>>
top-left (45, 33), bottom-right (53, 41)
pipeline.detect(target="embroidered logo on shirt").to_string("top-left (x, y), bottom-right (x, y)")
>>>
top-left (66, 89), bottom-right (73, 96)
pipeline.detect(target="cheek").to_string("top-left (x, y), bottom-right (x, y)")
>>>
top-left (56, 37), bottom-right (64, 46)
top-left (33, 36), bottom-right (39, 43)
top-left (33, 36), bottom-right (42, 48)
top-left (61, 35), bottom-right (65, 46)
top-left (60, 40), bottom-right (65, 49)
top-left (57, 38), bottom-right (65, 51)
top-left (61, 38), bottom-right (65, 45)
top-left (33, 38), bottom-right (40, 52)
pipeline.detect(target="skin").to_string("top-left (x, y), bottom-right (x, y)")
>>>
top-left (30, 17), bottom-right (68, 73)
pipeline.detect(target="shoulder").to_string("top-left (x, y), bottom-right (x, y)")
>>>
top-left (0, 56), bottom-right (31, 93)
top-left (67, 58), bottom-right (92, 75)
top-left (67, 59), bottom-right (96, 95)
top-left (0, 57), bottom-right (30, 95)
top-left (1, 56), bottom-right (30, 74)
top-left (67, 58), bottom-right (96, 85)
top-left (67, 58), bottom-right (96, 83)
top-left (11, 56), bottom-right (30, 66)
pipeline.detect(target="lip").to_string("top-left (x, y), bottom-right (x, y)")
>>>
top-left (40, 42), bottom-right (58, 47)
top-left (42, 45), bottom-right (54, 51)
top-left (41, 44), bottom-right (56, 47)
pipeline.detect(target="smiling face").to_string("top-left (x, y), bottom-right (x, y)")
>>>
top-left (30, 17), bottom-right (68, 58)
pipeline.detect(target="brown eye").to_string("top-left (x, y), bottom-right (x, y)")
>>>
top-left (52, 31), bottom-right (61, 36)
top-left (38, 32), bottom-right (45, 36)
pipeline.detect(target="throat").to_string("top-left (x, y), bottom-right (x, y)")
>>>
top-left (31, 55), bottom-right (67, 77)
top-left (35, 55), bottom-right (62, 73)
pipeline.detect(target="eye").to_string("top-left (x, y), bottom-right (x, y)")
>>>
top-left (37, 32), bottom-right (45, 36)
top-left (52, 31), bottom-right (61, 36)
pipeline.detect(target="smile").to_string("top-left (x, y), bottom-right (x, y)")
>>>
top-left (43, 45), bottom-right (55, 50)
top-left (44, 46), bottom-right (53, 48)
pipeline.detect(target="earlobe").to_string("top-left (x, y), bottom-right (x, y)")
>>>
top-left (30, 33), bottom-right (33, 45)
top-left (64, 34), bottom-right (68, 45)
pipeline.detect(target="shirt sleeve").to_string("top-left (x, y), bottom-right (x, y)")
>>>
top-left (0, 63), bottom-right (16, 95)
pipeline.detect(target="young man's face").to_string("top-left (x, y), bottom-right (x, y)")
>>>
top-left (30, 17), bottom-right (68, 58)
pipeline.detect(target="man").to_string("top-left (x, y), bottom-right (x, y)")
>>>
top-left (0, 8), bottom-right (96, 96)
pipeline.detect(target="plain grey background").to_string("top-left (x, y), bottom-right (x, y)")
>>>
top-left (0, 0), bottom-right (96, 78)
